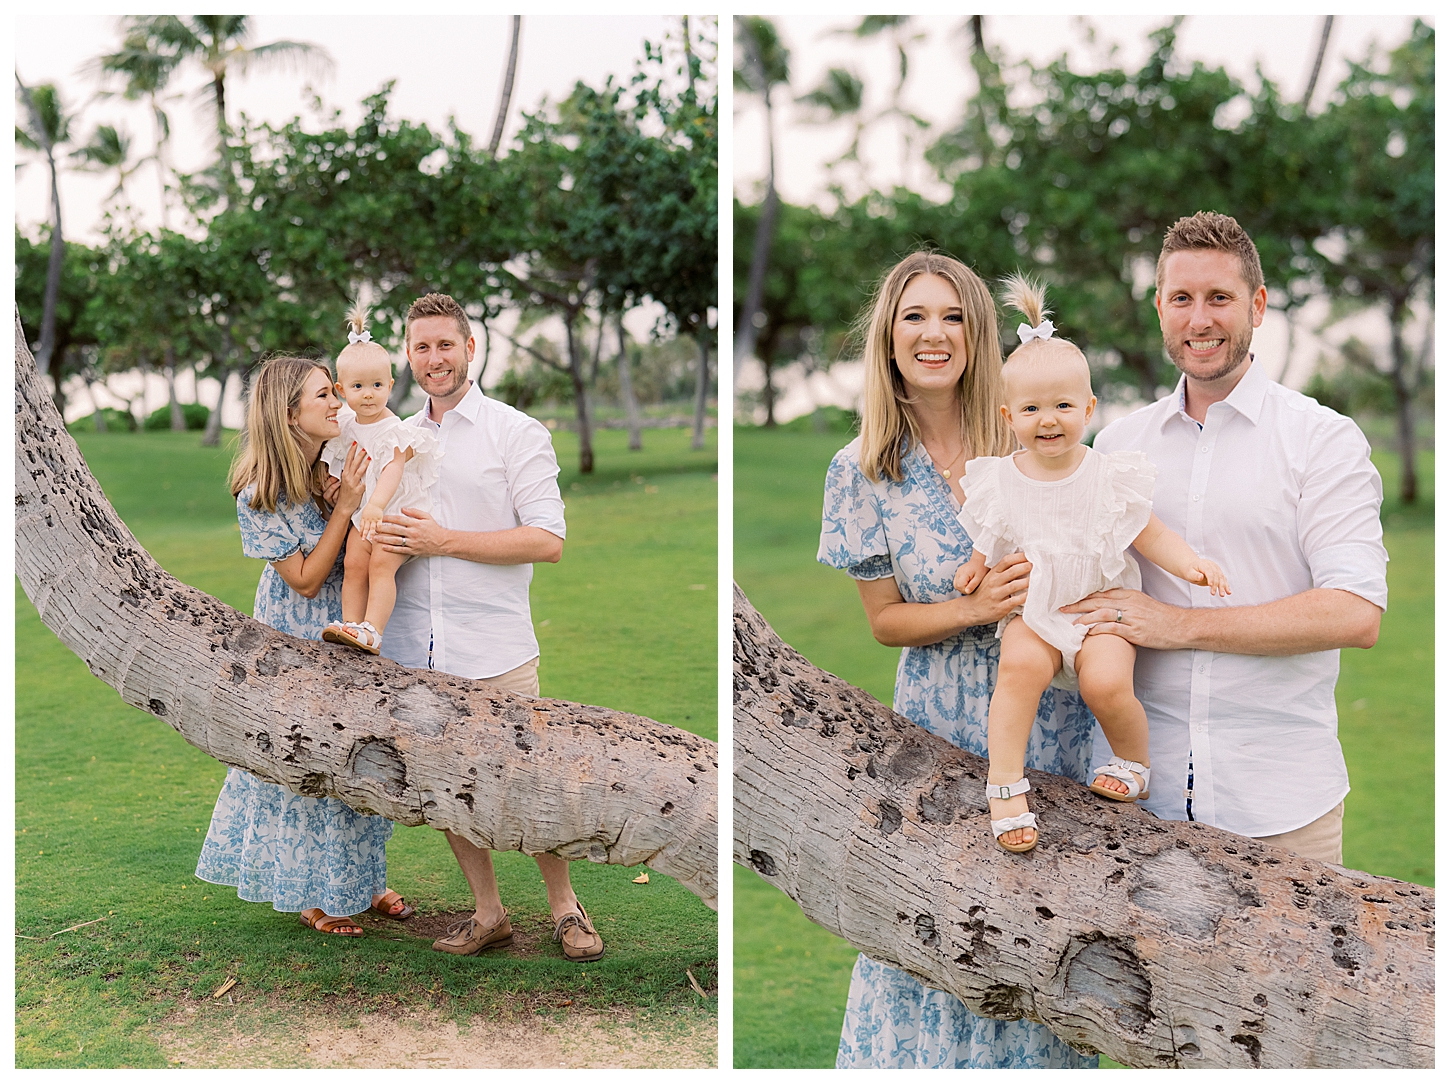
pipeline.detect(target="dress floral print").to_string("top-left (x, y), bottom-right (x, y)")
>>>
top-left (818, 437), bottom-right (1098, 1069)
top-left (195, 486), bottom-right (393, 916)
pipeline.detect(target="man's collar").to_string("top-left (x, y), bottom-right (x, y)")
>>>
top-left (1163, 356), bottom-right (1268, 429)
top-left (422, 380), bottom-right (483, 426)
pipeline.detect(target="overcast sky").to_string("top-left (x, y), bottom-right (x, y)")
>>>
top-left (734, 13), bottom-right (1431, 206)
top-left (15, 13), bottom-right (713, 243)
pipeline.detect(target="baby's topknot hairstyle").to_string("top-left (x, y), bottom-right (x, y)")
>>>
top-left (999, 273), bottom-right (1092, 394)
top-left (336, 296), bottom-right (393, 377)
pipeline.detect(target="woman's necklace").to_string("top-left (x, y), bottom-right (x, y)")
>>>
top-left (924, 435), bottom-right (965, 480)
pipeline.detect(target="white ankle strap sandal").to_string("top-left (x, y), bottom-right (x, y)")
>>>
top-left (1088, 757), bottom-right (1151, 802)
top-left (986, 777), bottom-right (1037, 853)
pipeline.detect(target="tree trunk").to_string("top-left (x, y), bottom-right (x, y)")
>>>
top-left (201, 366), bottom-right (231, 448)
top-left (1301, 16), bottom-right (1335, 110)
top-left (735, 185), bottom-right (779, 382)
top-left (387, 358), bottom-right (414, 414)
top-left (86, 375), bottom-right (108, 432)
top-left (692, 330), bottom-right (711, 451)
top-left (732, 586), bottom-right (1433, 1069)
top-left (1388, 295), bottom-right (1417, 505)
top-left (166, 345), bottom-right (185, 430)
top-left (616, 313), bottom-right (643, 451)
top-left (14, 318), bottom-right (714, 907)
top-left (563, 311), bottom-right (594, 474)
top-left (488, 16), bottom-right (522, 158)
top-left (761, 359), bottom-right (777, 427)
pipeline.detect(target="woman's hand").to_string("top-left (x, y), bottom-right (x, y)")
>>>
top-left (855, 552), bottom-right (1031, 648)
top-left (960, 551), bottom-right (1031, 625)
top-left (333, 442), bottom-right (369, 517)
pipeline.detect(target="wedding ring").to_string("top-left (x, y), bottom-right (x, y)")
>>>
top-left (1115, 609), bottom-right (1124, 623)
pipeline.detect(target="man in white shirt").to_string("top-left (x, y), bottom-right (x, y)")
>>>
top-left (1064, 212), bottom-right (1387, 865)
top-left (373, 292), bottom-right (604, 961)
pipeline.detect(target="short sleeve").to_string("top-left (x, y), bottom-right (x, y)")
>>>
top-left (1099, 450), bottom-right (1158, 582)
top-left (955, 457), bottom-right (1012, 567)
top-left (505, 415), bottom-right (566, 539)
top-left (1298, 415), bottom-right (1388, 610)
top-left (236, 488), bottom-right (304, 561)
top-left (320, 436), bottom-right (348, 480)
top-left (817, 444), bottom-right (893, 580)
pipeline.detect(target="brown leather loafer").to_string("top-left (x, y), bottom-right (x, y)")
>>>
top-left (431, 913), bottom-right (513, 956)
top-left (554, 905), bottom-right (605, 962)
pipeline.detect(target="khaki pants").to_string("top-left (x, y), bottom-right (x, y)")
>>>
top-left (1254, 802), bottom-right (1344, 865)
top-left (483, 656), bottom-right (539, 697)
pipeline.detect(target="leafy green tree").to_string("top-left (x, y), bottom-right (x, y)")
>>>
top-left (1315, 20), bottom-right (1434, 502)
top-left (92, 24), bottom-right (182, 226)
top-left (15, 228), bottom-right (102, 420)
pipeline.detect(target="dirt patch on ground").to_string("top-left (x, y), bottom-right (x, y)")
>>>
top-left (154, 998), bottom-right (715, 1069)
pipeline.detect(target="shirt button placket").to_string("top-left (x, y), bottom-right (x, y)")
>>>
top-left (1184, 413), bottom-right (1216, 824)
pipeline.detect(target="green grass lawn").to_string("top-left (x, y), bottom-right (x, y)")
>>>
top-left (16, 425), bottom-right (717, 1069)
top-left (732, 426), bottom-right (1433, 1068)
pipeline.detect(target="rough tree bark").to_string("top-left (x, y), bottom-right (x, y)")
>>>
top-left (733, 587), bottom-right (1432, 1069)
top-left (13, 318), bottom-right (716, 910)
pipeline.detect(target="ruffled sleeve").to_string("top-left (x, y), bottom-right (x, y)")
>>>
top-left (1097, 450), bottom-right (1158, 582)
top-left (955, 456), bottom-right (1013, 566)
top-left (392, 421), bottom-right (441, 495)
top-left (817, 441), bottom-right (894, 580)
top-left (236, 487), bottom-right (305, 561)
top-left (319, 405), bottom-right (358, 479)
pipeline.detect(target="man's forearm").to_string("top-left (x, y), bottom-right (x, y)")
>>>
top-left (1163, 588), bottom-right (1380, 655)
top-left (439, 524), bottom-right (563, 565)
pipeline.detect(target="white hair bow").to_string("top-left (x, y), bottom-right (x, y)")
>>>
top-left (348, 329), bottom-right (372, 345)
top-left (1017, 319), bottom-right (1055, 344)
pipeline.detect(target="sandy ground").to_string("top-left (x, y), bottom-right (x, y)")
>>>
top-left (154, 1000), bottom-right (716, 1069)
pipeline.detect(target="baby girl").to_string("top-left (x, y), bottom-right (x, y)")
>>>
top-left (320, 302), bottom-right (439, 655)
top-left (954, 276), bottom-right (1230, 852)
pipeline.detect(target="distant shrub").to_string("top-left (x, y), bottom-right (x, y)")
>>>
top-left (777, 406), bottom-right (860, 435)
top-left (144, 402), bottom-right (209, 431)
top-left (69, 408), bottom-right (139, 433)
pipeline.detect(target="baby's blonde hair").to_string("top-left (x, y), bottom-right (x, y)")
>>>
top-left (336, 298), bottom-right (394, 378)
top-left (999, 273), bottom-right (1092, 396)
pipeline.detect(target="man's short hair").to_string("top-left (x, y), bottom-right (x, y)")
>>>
top-left (1156, 211), bottom-right (1265, 295)
top-left (406, 292), bottom-right (472, 345)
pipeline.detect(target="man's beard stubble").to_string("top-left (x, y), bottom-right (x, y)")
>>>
top-left (1163, 319), bottom-right (1254, 384)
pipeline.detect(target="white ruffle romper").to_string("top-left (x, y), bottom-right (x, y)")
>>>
top-left (321, 406), bottom-right (440, 531)
top-left (956, 447), bottom-right (1156, 690)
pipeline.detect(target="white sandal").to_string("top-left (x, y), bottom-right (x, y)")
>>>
top-left (987, 777), bottom-right (1038, 853)
top-left (1088, 757), bottom-right (1151, 802)
top-left (322, 620), bottom-right (382, 655)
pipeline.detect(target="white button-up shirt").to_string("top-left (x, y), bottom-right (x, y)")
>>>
top-left (1093, 360), bottom-right (1388, 837)
top-left (380, 381), bottom-right (566, 680)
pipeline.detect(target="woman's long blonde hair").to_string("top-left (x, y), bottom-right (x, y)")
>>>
top-left (229, 355), bottom-right (334, 512)
top-left (857, 251), bottom-right (1011, 483)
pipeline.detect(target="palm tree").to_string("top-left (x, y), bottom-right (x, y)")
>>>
top-left (15, 76), bottom-right (73, 379)
top-left (118, 16), bottom-right (332, 161)
top-left (72, 123), bottom-right (143, 201)
top-left (92, 24), bottom-right (182, 226)
top-left (487, 15), bottom-right (522, 158)
top-left (733, 16), bottom-right (790, 383)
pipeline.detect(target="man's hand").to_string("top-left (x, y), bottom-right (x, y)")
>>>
top-left (1061, 587), bottom-right (1185, 649)
top-left (376, 506), bottom-right (449, 557)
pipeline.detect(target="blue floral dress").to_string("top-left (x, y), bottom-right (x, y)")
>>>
top-left (818, 438), bottom-right (1099, 1070)
top-left (194, 486), bottom-right (393, 916)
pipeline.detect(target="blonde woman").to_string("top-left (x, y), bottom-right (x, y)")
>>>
top-left (195, 356), bottom-right (415, 935)
top-left (817, 252), bottom-right (1098, 1068)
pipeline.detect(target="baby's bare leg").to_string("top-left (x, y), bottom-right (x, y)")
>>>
top-left (363, 547), bottom-right (410, 634)
top-left (340, 526), bottom-right (371, 624)
top-left (988, 618), bottom-right (1061, 848)
top-left (1075, 634), bottom-right (1150, 795)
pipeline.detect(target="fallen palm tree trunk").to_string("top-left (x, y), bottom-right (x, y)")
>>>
top-left (13, 316), bottom-right (716, 910)
top-left (733, 586), bottom-right (1432, 1067)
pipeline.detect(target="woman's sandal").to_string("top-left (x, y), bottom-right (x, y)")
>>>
top-left (987, 778), bottom-right (1038, 854)
top-left (370, 890), bottom-right (416, 920)
top-left (1088, 757), bottom-right (1151, 802)
top-left (322, 620), bottom-right (382, 655)
top-left (299, 909), bottom-right (363, 936)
